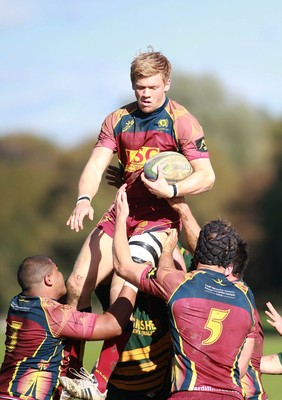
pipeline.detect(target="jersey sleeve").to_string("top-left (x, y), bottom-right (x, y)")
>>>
top-left (94, 113), bottom-right (117, 151)
top-left (176, 113), bottom-right (209, 161)
top-left (169, 100), bottom-right (210, 161)
top-left (94, 107), bottom-right (127, 151)
top-left (42, 299), bottom-right (98, 340)
top-left (139, 265), bottom-right (186, 301)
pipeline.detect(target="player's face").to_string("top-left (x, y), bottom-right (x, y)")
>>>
top-left (134, 73), bottom-right (171, 113)
top-left (52, 264), bottom-right (67, 298)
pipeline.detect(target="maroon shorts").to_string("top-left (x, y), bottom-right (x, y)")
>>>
top-left (97, 202), bottom-right (181, 239)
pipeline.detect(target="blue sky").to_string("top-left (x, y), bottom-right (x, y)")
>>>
top-left (1, 0), bottom-right (281, 147)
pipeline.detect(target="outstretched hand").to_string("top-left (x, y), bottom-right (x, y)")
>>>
top-left (66, 201), bottom-right (94, 232)
top-left (265, 302), bottom-right (282, 335)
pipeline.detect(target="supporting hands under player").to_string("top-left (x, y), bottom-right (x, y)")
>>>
top-left (114, 184), bottom-right (129, 222)
top-left (166, 196), bottom-right (201, 254)
top-left (162, 229), bottom-right (179, 257)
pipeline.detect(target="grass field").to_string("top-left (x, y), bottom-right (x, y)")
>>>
top-left (0, 333), bottom-right (280, 398)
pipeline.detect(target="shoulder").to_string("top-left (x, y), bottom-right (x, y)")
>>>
top-left (166, 98), bottom-right (198, 121)
top-left (166, 98), bottom-right (189, 117)
top-left (166, 99), bottom-right (204, 138)
top-left (108, 101), bottom-right (137, 118)
top-left (102, 101), bottom-right (138, 128)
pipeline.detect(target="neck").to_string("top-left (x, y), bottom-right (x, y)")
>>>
top-left (22, 288), bottom-right (58, 299)
top-left (197, 263), bottom-right (226, 274)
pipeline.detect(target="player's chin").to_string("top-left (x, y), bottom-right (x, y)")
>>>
top-left (138, 103), bottom-right (153, 113)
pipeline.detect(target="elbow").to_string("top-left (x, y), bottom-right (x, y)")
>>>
top-left (208, 171), bottom-right (216, 189)
top-left (113, 259), bottom-right (127, 279)
top-left (204, 171), bottom-right (215, 192)
top-left (110, 325), bottom-right (123, 337)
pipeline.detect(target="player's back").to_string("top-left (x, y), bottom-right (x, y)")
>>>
top-left (168, 269), bottom-right (254, 398)
top-left (0, 294), bottom-right (64, 400)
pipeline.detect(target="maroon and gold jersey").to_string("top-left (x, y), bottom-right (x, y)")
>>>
top-left (0, 294), bottom-right (98, 400)
top-left (241, 305), bottom-right (268, 399)
top-left (140, 267), bottom-right (255, 399)
top-left (96, 98), bottom-right (209, 237)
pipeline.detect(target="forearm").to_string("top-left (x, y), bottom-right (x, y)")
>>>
top-left (178, 204), bottom-right (200, 254)
top-left (177, 166), bottom-right (215, 196)
top-left (113, 215), bottom-right (147, 289)
top-left (93, 285), bottom-right (137, 340)
top-left (113, 215), bottom-right (132, 272)
top-left (159, 249), bottom-right (176, 271)
top-left (78, 168), bottom-right (101, 200)
top-left (238, 337), bottom-right (255, 378)
top-left (260, 353), bottom-right (282, 374)
top-left (77, 147), bottom-right (114, 200)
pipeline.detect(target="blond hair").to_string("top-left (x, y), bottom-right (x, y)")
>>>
top-left (130, 47), bottom-right (171, 87)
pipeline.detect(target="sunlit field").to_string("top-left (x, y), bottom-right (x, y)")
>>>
top-left (0, 333), bottom-right (280, 398)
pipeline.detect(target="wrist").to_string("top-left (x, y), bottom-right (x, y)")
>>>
top-left (76, 195), bottom-right (91, 204)
top-left (169, 183), bottom-right (178, 198)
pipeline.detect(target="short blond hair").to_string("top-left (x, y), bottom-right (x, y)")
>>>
top-left (130, 48), bottom-right (171, 87)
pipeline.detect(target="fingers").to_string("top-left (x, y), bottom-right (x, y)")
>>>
top-left (163, 229), bottom-right (178, 250)
top-left (265, 302), bottom-right (282, 335)
top-left (265, 302), bottom-right (279, 320)
top-left (105, 165), bottom-right (122, 189)
top-left (115, 184), bottom-right (129, 216)
top-left (66, 204), bottom-right (94, 232)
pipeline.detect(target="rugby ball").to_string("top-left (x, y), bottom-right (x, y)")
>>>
top-left (144, 151), bottom-right (193, 184)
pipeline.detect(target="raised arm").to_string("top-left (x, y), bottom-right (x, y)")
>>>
top-left (112, 184), bottom-right (149, 289)
top-left (67, 147), bottom-right (114, 232)
top-left (167, 195), bottom-right (201, 254)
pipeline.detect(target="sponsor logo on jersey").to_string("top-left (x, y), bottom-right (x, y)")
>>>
top-left (125, 147), bottom-right (159, 172)
top-left (212, 278), bottom-right (227, 286)
top-left (195, 137), bottom-right (208, 152)
top-left (132, 318), bottom-right (159, 335)
top-left (157, 118), bottom-right (169, 129)
top-left (122, 119), bottom-right (134, 132)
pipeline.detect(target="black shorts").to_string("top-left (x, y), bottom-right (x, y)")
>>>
top-left (106, 383), bottom-right (170, 400)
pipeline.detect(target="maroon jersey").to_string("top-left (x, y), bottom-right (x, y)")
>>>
top-left (96, 98), bottom-right (209, 237)
top-left (0, 294), bottom-right (97, 400)
top-left (241, 309), bottom-right (268, 399)
top-left (140, 266), bottom-right (255, 399)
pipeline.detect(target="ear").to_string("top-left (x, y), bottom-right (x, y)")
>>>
top-left (224, 265), bottom-right (234, 277)
top-left (164, 79), bottom-right (171, 92)
top-left (44, 273), bottom-right (53, 287)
